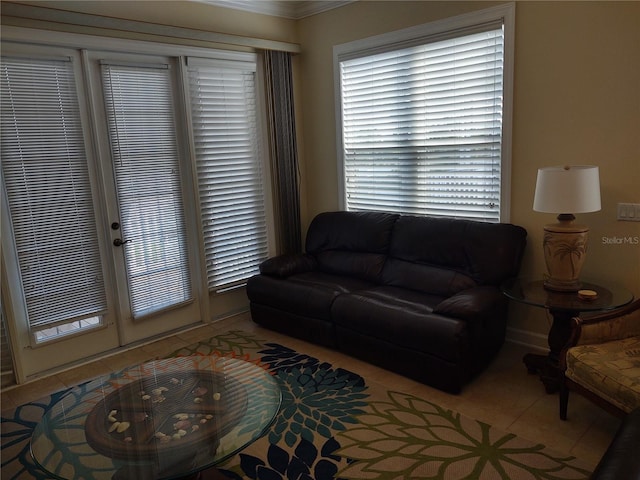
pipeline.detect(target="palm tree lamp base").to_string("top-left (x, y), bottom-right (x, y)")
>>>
top-left (542, 216), bottom-right (589, 292)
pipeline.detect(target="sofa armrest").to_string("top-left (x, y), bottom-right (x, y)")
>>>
top-left (433, 286), bottom-right (504, 321)
top-left (259, 253), bottom-right (317, 278)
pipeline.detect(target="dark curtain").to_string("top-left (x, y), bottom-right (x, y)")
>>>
top-left (264, 50), bottom-right (302, 254)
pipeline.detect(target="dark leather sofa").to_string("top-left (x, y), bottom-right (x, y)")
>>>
top-left (247, 211), bottom-right (527, 393)
top-left (591, 408), bottom-right (640, 480)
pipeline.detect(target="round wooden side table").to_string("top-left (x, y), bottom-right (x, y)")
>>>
top-left (501, 277), bottom-right (634, 393)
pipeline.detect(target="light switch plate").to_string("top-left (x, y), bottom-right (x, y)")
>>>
top-left (617, 203), bottom-right (640, 221)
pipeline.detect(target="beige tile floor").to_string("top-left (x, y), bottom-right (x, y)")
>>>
top-left (1, 312), bottom-right (621, 472)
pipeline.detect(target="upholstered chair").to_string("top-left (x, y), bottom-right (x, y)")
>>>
top-left (560, 299), bottom-right (640, 420)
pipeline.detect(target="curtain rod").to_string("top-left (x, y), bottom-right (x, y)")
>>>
top-left (1, 2), bottom-right (301, 54)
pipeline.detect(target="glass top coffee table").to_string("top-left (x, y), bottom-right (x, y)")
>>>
top-left (30, 355), bottom-right (281, 480)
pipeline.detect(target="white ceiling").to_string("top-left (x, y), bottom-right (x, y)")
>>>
top-left (196, 0), bottom-right (355, 19)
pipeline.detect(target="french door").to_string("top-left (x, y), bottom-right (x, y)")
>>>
top-left (91, 52), bottom-right (202, 346)
top-left (1, 45), bottom-right (202, 379)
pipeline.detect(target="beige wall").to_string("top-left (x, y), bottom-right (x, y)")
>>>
top-left (297, 1), bottom-right (640, 340)
top-left (2, 0), bottom-right (639, 341)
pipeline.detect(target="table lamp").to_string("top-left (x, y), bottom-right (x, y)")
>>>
top-left (533, 165), bottom-right (601, 291)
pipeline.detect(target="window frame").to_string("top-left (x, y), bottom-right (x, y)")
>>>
top-left (333, 3), bottom-right (515, 222)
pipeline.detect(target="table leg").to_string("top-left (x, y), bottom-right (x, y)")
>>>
top-left (523, 309), bottom-right (574, 393)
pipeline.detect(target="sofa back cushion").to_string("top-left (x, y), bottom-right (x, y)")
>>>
top-left (306, 211), bottom-right (399, 283)
top-left (383, 258), bottom-right (477, 297)
top-left (383, 215), bottom-right (527, 295)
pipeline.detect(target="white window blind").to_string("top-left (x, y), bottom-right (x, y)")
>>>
top-left (101, 63), bottom-right (192, 317)
top-left (188, 59), bottom-right (268, 290)
top-left (1, 57), bottom-right (108, 332)
top-left (339, 23), bottom-right (505, 222)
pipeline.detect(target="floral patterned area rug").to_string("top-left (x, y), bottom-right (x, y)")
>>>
top-left (2, 330), bottom-right (592, 480)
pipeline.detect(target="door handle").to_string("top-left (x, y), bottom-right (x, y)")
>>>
top-left (113, 238), bottom-right (131, 247)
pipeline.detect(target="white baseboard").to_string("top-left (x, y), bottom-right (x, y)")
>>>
top-left (505, 327), bottom-right (548, 352)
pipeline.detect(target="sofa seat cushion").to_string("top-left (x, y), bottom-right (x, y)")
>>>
top-left (332, 286), bottom-right (469, 363)
top-left (566, 336), bottom-right (640, 413)
top-left (246, 271), bottom-right (375, 321)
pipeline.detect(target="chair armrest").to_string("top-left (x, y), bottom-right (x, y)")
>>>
top-left (259, 253), bottom-right (317, 278)
top-left (433, 286), bottom-right (504, 321)
top-left (574, 299), bottom-right (640, 346)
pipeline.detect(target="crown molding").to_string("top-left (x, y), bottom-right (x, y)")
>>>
top-left (1, 2), bottom-right (301, 52)
top-left (196, 1), bottom-right (354, 19)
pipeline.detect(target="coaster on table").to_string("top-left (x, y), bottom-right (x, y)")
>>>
top-left (578, 289), bottom-right (598, 301)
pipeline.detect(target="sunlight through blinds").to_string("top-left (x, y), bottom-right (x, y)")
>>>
top-left (339, 24), bottom-right (504, 222)
top-left (188, 58), bottom-right (268, 290)
top-left (1, 57), bottom-right (108, 330)
top-left (102, 62), bottom-right (192, 318)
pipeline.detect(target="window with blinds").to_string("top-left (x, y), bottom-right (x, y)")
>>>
top-left (336, 10), bottom-right (513, 223)
top-left (101, 63), bottom-right (193, 318)
top-left (1, 56), bottom-right (107, 338)
top-left (188, 58), bottom-right (268, 291)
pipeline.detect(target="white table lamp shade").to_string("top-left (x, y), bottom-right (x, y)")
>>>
top-left (533, 165), bottom-right (601, 214)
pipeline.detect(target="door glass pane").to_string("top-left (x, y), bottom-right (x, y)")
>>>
top-left (101, 63), bottom-right (192, 318)
top-left (1, 56), bottom-right (107, 341)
